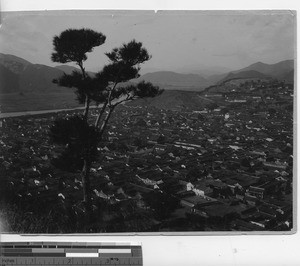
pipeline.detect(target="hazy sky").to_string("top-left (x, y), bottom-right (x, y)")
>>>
top-left (0, 10), bottom-right (295, 74)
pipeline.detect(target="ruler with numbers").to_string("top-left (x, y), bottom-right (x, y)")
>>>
top-left (0, 242), bottom-right (142, 266)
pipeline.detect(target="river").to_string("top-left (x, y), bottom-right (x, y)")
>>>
top-left (0, 106), bottom-right (99, 118)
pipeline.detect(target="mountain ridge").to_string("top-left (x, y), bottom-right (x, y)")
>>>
top-left (230, 60), bottom-right (294, 81)
top-left (0, 53), bottom-right (294, 95)
top-left (218, 70), bottom-right (272, 84)
top-left (135, 71), bottom-right (210, 91)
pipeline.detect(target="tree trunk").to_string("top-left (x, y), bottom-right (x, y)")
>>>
top-left (81, 157), bottom-right (92, 223)
top-left (99, 106), bottom-right (115, 139)
top-left (95, 101), bottom-right (108, 127)
top-left (78, 62), bottom-right (90, 120)
top-left (83, 95), bottom-right (90, 120)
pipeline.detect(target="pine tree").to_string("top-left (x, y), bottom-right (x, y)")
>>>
top-left (51, 28), bottom-right (106, 119)
top-left (50, 32), bottom-right (163, 229)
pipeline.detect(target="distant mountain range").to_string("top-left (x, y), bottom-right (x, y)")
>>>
top-left (135, 60), bottom-right (294, 90)
top-left (235, 60), bottom-right (294, 78)
top-left (55, 65), bottom-right (95, 77)
top-left (174, 65), bottom-right (232, 78)
top-left (55, 65), bottom-right (80, 75)
top-left (134, 71), bottom-right (210, 91)
top-left (0, 53), bottom-right (64, 94)
top-left (0, 53), bottom-right (294, 95)
top-left (218, 60), bottom-right (294, 84)
top-left (217, 70), bottom-right (272, 84)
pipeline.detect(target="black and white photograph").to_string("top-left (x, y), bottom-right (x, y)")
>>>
top-left (0, 10), bottom-right (295, 234)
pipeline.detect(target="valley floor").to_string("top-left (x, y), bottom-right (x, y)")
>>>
top-left (0, 92), bottom-right (80, 113)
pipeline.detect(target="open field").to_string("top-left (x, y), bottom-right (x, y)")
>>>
top-left (0, 91), bottom-right (81, 113)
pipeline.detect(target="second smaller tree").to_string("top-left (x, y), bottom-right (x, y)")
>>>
top-left (93, 39), bottom-right (163, 137)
